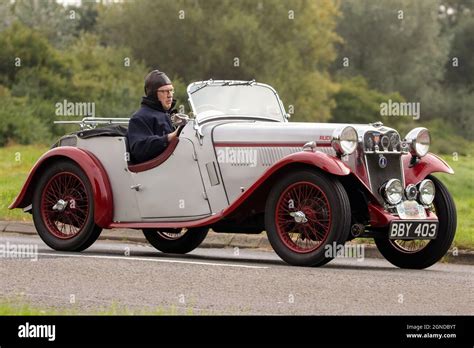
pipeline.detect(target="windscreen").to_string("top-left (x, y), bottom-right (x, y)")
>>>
top-left (188, 82), bottom-right (285, 123)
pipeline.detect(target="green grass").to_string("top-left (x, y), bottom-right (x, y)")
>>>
top-left (0, 299), bottom-right (205, 315)
top-left (0, 144), bottom-right (473, 248)
top-left (0, 144), bottom-right (49, 221)
top-left (434, 154), bottom-right (474, 249)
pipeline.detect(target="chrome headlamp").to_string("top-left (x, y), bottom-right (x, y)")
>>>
top-left (332, 126), bottom-right (358, 155)
top-left (405, 127), bottom-right (430, 157)
top-left (405, 184), bottom-right (418, 200)
top-left (418, 179), bottom-right (435, 205)
top-left (381, 179), bottom-right (403, 205)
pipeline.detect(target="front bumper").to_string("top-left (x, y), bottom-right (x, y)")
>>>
top-left (368, 202), bottom-right (438, 228)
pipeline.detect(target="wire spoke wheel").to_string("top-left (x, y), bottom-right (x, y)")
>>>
top-left (33, 160), bottom-right (102, 252)
top-left (265, 171), bottom-right (351, 267)
top-left (276, 181), bottom-right (331, 253)
top-left (390, 239), bottom-right (430, 253)
top-left (143, 227), bottom-right (209, 254)
top-left (374, 175), bottom-right (457, 269)
top-left (156, 228), bottom-right (188, 240)
top-left (40, 172), bottom-right (89, 240)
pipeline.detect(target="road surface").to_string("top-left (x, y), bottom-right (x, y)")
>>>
top-left (0, 232), bottom-right (472, 315)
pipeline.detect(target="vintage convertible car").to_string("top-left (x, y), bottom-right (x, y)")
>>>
top-left (10, 80), bottom-right (457, 269)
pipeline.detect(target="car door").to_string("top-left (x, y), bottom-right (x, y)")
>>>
top-left (130, 137), bottom-right (211, 219)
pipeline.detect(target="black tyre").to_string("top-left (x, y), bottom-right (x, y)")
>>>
top-left (143, 227), bottom-right (209, 254)
top-left (32, 160), bottom-right (102, 251)
top-left (265, 170), bottom-right (351, 266)
top-left (374, 175), bottom-right (457, 269)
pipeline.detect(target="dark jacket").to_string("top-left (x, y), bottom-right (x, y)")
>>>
top-left (127, 96), bottom-right (176, 164)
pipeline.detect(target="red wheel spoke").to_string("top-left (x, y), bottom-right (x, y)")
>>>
top-left (40, 172), bottom-right (89, 240)
top-left (275, 181), bottom-right (332, 253)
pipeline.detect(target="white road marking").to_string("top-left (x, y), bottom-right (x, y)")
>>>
top-left (36, 252), bottom-right (269, 269)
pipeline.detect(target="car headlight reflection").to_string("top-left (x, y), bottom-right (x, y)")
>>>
top-left (382, 179), bottom-right (403, 205)
top-left (405, 127), bottom-right (430, 157)
top-left (332, 126), bottom-right (358, 155)
top-left (418, 179), bottom-right (435, 205)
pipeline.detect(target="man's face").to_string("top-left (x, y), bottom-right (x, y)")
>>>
top-left (156, 85), bottom-right (174, 110)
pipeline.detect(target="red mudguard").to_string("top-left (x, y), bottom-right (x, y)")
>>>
top-left (9, 146), bottom-right (113, 228)
top-left (402, 153), bottom-right (454, 185)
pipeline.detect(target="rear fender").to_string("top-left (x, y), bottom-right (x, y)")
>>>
top-left (403, 153), bottom-right (454, 185)
top-left (9, 146), bottom-right (113, 228)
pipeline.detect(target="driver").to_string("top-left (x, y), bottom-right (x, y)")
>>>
top-left (126, 69), bottom-right (179, 164)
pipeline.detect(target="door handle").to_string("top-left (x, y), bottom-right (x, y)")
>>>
top-left (130, 184), bottom-right (141, 191)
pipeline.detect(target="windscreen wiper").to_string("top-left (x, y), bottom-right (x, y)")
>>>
top-left (190, 79), bottom-right (213, 94)
top-left (222, 79), bottom-right (255, 86)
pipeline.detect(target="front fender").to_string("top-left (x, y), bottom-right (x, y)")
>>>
top-left (273, 150), bottom-right (351, 176)
top-left (9, 146), bottom-right (113, 228)
top-left (403, 153), bottom-right (454, 185)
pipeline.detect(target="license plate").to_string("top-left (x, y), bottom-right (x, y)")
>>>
top-left (389, 221), bottom-right (439, 239)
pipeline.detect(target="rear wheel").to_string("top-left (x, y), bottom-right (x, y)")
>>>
top-left (374, 175), bottom-right (456, 269)
top-left (32, 160), bottom-right (102, 251)
top-left (143, 227), bottom-right (209, 254)
top-left (265, 170), bottom-right (351, 267)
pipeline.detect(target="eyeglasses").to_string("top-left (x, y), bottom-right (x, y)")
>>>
top-left (157, 88), bottom-right (175, 95)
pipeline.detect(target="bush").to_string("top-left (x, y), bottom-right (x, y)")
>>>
top-left (331, 76), bottom-right (404, 125)
top-left (422, 119), bottom-right (473, 156)
top-left (0, 93), bottom-right (51, 146)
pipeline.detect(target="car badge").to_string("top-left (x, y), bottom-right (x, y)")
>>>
top-left (379, 154), bottom-right (388, 168)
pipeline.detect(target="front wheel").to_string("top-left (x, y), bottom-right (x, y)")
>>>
top-left (143, 227), bottom-right (209, 254)
top-left (265, 170), bottom-right (351, 267)
top-left (375, 175), bottom-right (457, 269)
top-left (32, 160), bottom-right (102, 251)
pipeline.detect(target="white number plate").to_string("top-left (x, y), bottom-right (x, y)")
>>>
top-left (389, 221), bottom-right (439, 239)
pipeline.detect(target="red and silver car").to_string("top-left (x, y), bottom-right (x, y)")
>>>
top-left (10, 80), bottom-right (457, 269)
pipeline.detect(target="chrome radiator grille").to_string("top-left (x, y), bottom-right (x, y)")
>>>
top-left (365, 153), bottom-right (404, 203)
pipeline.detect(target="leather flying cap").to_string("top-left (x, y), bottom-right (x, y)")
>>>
top-left (144, 70), bottom-right (172, 97)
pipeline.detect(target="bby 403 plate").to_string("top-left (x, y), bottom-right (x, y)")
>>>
top-left (389, 221), bottom-right (439, 239)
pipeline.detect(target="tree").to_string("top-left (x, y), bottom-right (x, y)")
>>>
top-left (10, 0), bottom-right (79, 47)
top-left (332, 76), bottom-right (404, 126)
top-left (443, 16), bottom-right (474, 90)
top-left (0, 22), bottom-right (153, 145)
top-left (333, 0), bottom-right (450, 121)
top-left (98, 0), bottom-right (341, 121)
top-left (0, 0), bottom-right (14, 31)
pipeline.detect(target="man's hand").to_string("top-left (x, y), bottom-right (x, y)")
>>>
top-left (167, 128), bottom-right (179, 142)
